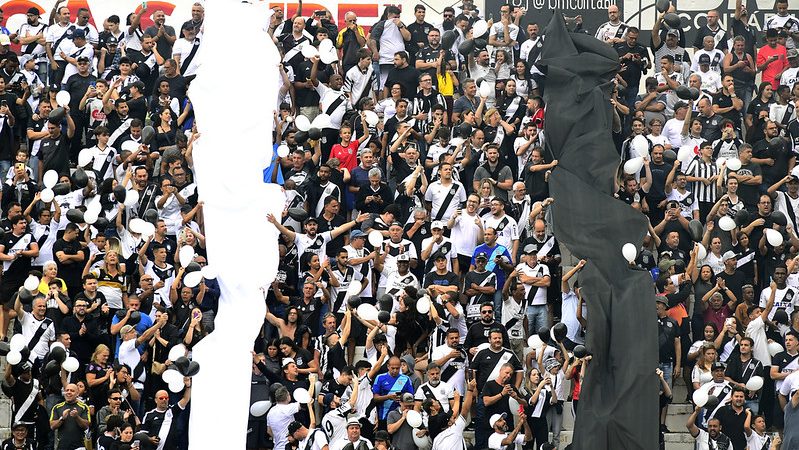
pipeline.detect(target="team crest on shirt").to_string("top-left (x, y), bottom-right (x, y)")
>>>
top-left (421, 229), bottom-right (427, 235)
top-left (787, 291), bottom-right (794, 301)
top-left (41, 323), bottom-right (48, 330)
top-left (685, 198), bottom-right (693, 205)
top-left (666, 322), bottom-right (673, 328)
top-left (450, 188), bottom-right (456, 195)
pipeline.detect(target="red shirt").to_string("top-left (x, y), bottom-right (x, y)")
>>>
top-left (757, 44), bottom-right (788, 88)
top-left (330, 139), bottom-right (360, 171)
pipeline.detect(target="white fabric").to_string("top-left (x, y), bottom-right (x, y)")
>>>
top-left (187, 3), bottom-right (285, 450)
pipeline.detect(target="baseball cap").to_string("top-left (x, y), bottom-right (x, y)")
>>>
top-left (0, 35), bottom-right (10, 46)
top-left (72, 29), bottom-right (86, 39)
top-left (432, 251), bottom-right (447, 261)
top-left (304, 217), bottom-right (318, 225)
top-left (722, 250), bottom-right (737, 262)
top-left (431, 220), bottom-right (444, 230)
top-left (489, 412), bottom-right (507, 428)
top-left (788, 48), bottom-right (799, 59)
top-left (120, 325), bottom-right (135, 335)
top-left (282, 358), bottom-right (294, 368)
top-left (397, 253), bottom-right (410, 262)
top-left (711, 361), bottom-right (726, 371)
top-left (105, 36), bottom-right (118, 45)
top-left (698, 54), bottom-right (710, 64)
top-left (350, 230), bottom-right (365, 239)
top-left (374, 430), bottom-right (390, 442)
top-left (27, 7), bottom-right (40, 15)
top-left (674, 101), bottom-right (688, 111)
top-left (11, 421), bottom-right (27, 430)
top-left (666, 29), bottom-right (678, 37)
top-left (77, 56), bottom-right (90, 63)
top-left (658, 259), bottom-right (676, 272)
top-left (655, 294), bottom-right (668, 306)
top-left (523, 243), bottom-right (539, 254)
top-left (287, 421), bottom-right (303, 435)
top-left (475, 252), bottom-right (488, 261)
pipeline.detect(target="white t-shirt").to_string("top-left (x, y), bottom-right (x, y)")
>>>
top-left (321, 403), bottom-right (352, 446)
top-left (450, 212), bottom-right (481, 257)
top-left (172, 38), bottom-right (201, 77)
top-left (45, 23), bottom-right (74, 61)
top-left (759, 285), bottom-right (798, 320)
top-left (378, 20), bottom-right (405, 65)
top-left (266, 402), bottom-right (301, 450)
top-left (663, 117), bottom-right (685, 149)
top-left (516, 262), bottom-right (550, 306)
top-left (432, 415), bottom-right (467, 450)
top-left (298, 428), bottom-right (328, 450)
top-left (697, 69), bottom-right (722, 94)
top-left (488, 431), bottom-right (524, 450)
top-left (745, 316), bottom-right (770, 367)
top-left (482, 214), bottom-right (519, 252)
top-left (561, 290), bottom-right (584, 345)
top-left (118, 338), bottom-right (144, 385)
top-left (425, 180), bottom-right (466, 221)
top-left (694, 428), bottom-right (728, 450)
top-left (21, 312), bottom-right (55, 361)
top-left (502, 295), bottom-right (525, 340)
top-left (431, 343), bottom-right (466, 395)
top-left (414, 381), bottom-right (454, 413)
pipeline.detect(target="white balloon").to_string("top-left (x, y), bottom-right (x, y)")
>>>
top-left (745, 376), bottom-right (764, 391)
top-left (83, 210), bottom-right (99, 225)
top-left (527, 334), bottom-right (544, 349)
top-left (416, 296), bottom-right (431, 314)
top-left (473, 19), bottom-right (488, 38)
top-left (450, 137), bottom-right (465, 146)
top-left (250, 400), bottom-right (271, 417)
top-left (320, 48), bottom-right (338, 65)
top-left (293, 387), bottom-right (311, 404)
top-left (9, 334), bottom-right (27, 352)
top-left (200, 265), bottom-right (218, 280)
top-left (768, 341), bottom-right (784, 356)
top-left (40, 188), bottom-right (54, 203)
top-left (62, 356), bottom-right (79, 373)
top-left (184, 271), bottom-right (203, 288)
top-left (412, 432), bottom-right (432, 450)
top-left (699, 371), bottom-right (712, 384)
top-left (479, 80), bottom-right (493, 98)
top-left (78, 149), bottom-right (94, 167)
top-left (621, 243), bottom-right (637, 263)
top-left (311, 113), bottom-right (332, 129)
top-left (5, 350), bottom-right (21, 365)
top-left (726, 158), bottom-right (742, 171)
top-left (765, 228), bottom-right (784, 247)
top-left (319, 38), bottom-right (334, 52)
top-left (363, 110), bottom-right (379, 127)
top-left (696, 243), bottom-right (707, 261)
top-left (123, 189), bottom-right (139, 207)
top-left (86, 197), bottom-right (102, 215)
top-left (121, 140), bottom-right (140, 153)
top-left (692, 388), bottom-right (708, 407)
top-left (368, 230), bottom-right (384, 248)
top-left (129, 218), bottom-right (147, 234)
top-left (792, 166), bottom-right (799, 179)
top-left (23, 275), bottom-right (40, 292)
top-left (623, 157), bottom-right (644, 175)
top-left (345, 279), bottom-right (363, 300)
top-left (179, 245), bottom-right (196, 267)
top-left (631, 135), bottom-right (649, 158)
top-left (168, 379), bottom-right (185, 393)
top-left (356, 303), bottom-right (379, 321)
top-left (406, 410), bottom-right (423, 428)
top-left (677, 145), bottom-right (696, 162)
top-left (716, 156), bottom-right (726, 167)
top-left (162, 369), bottom-right (183, 385)
top-left (43, 170), bottom-right (59, 189)
top-left (508, 396), bottom-right (520, 418)
top-left (50, 341), bottom-right (66, 352)
top-left (295, 115), bottom-right (311, 132)
top-left (718, 216), bottom-right (736, 231)
top-left (301, 43), bottom-right (319, 59)
top-left (140, 222), bottom-right (156, 238)
top-left (277, 144), bottom-right (290, 158)
top-left (168, 344), bottom-right (187, 362)
top-left (56, 90), bottom-right (71, 107)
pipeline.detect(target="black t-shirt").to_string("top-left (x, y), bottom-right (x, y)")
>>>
top-left (423, 271), bottom-right (459, 290)
top-left (291, 296), bottom-right (323, 336)
top-left (729, 162), bottom-right (762, 209)
top-left (469, 345), bottom-right (519, 389)
top-left (712, 92), bottom-right (742, 129)
top-left (717, 270), bottom-right (747, 304)
top-left (294, 60), bottom-right (320, 108)
top-left (39, 133), bottom-right (71, 177)
top-left (65, 73), bottom-right (96, 113)
top-left (715, 405), bottom-right (747, 450)
top-left (657, 316), bottom-right (680, 363)
top-left (141, 404), bottom-right (185, 450)
top-left (0, 233), bottom-right (34, 281)
top-left (613, 42), bottom-right (649, 85)
top-left (155, 75), bottom-right (188, 102)
top-left (316, 213), bottom-right (347, 259)
top-left (126, 96), bottom-right (147, 123)
top-left (745, 97), bottom-right (771, 144)
top-left (699, 113), bottom-right (723, 143)
top-left (482, 380), bottom-right (514, 429)
top-left (1, 438), bottom-right (34, 450)
top-left (52, 239), bottom-right (85, 287)
top-left (386, 65), bottom-right (421, 99)
top-left (416, 45), bottom-right (454, 87)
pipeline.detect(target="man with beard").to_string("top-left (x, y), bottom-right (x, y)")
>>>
top-left (521, 219), bottom-right (562, 316)
top-left (416, 29), bottom-right (455, 90)
top-left (724, 337), bottom-right (764, 412)
top-left (13, 7), bottom-right (47, 83)
top-left (769, 173), bottom-right (799, 235)
top-left (449, 194), bottom-right (484, 278)
top-left (522, 148), bottom-right (556, 203)
top-left (753, 120), bottom-right (794, 188)
top-left (407, 5), bottom-right (434, 63)
top-left (60, 298), bottom-right (100, 364)
top-left (310, 56), bottom-right (351, 161)
top-left (306, 165), bottom-right (341, 217)
top-left (687, 411), bottom-right (732, 450)
top-left (713, 75), bottom-right (744, 133)
top-left (144, 10), bottom-right (176, 58)
top-left (487, 410), bottom-right (532, 450)
top-left (268, 211), bottom-right (368, 267)
top-left (426, 162), bottom-right (466, 222)
top-left (474, 145), bottom-right (513, 202)
top-left (481, 198), bottom-right (519, 260)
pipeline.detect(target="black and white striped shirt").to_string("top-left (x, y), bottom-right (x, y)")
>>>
top-left (685, 156), bottom-right (718, 203)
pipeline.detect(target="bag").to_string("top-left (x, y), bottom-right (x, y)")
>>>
top-left (151, 360), bottom-right (166, 375)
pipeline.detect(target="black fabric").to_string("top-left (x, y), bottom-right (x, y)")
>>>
top-left (537, 13), bottom-right (658, 450)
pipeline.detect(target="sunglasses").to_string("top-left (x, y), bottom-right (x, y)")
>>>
top-left (157, 396), bottom-right (169, 400)
top-left (110, 397), bottom-right (122, 401)
top-left (481, 310), bottom-right (493, 314)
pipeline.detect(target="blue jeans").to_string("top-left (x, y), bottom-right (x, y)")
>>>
top-left (0, 160), bottom-right (11, 178)
top-left (659, 362), bottom-right (674, 389)
top-left (493, 291), bottom-right (504, 323)
top-left (526, 304), bottom-right (549, 337)
top-left (745, 399), bottom-right (759, 415)
top-left (474, 396), bottom-right (488, 449)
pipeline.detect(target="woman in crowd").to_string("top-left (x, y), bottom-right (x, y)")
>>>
top-left (86, 344), bottom-right (114, 409)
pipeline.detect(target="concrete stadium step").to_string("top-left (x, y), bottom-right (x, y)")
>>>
top-left (462, 429), bottom-right (695, 450)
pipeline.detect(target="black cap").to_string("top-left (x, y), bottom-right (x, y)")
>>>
top-left (72, 29), bottom-right (86, 39)
top-left (698, 54), bottom-right (710, 64)
top-left (287, 420), bottom-right (303, 435)
top-left (375, 430), bottom-right (390, 442)
top-left (304, 217), bottom-right (318, 225)
top-left (433, 251), bottom-right (447, 260)
top-left (475, 252), bottom-right (488, 260)
top-left (711, 362), bottom-right (725, 371)
top-left (27, 7), bottom-right (40, 15)
top-left (77, 56), bottom-right (90, 63)
top-left (105, 36), bottom-right (118, 45)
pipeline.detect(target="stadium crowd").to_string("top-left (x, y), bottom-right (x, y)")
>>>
top-left (0, 0), bottom-right (797, 449)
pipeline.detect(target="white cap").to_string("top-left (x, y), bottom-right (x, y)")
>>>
top-left (489, 413), bottom-right (506, 429)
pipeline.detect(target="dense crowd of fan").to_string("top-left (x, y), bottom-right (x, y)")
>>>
top-left (0, 0), bottom-right (798, 449)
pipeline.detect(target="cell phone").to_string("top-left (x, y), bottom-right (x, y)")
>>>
top-left (314, 10), bottom-right (325, 17)
top-left (15, 163), bottom-right (24, 171)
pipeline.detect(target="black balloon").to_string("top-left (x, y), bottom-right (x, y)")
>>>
top-left (458, 39), bottom-right (475, 56)
top-left (174, 356), bottom-right (191, 375)
top-left (772, 210), bottom-right (788, 227)
top-left (72, 168), bottom-right (89, 188)
top-left (50, 346), bottom-right (67, 364)
top-left (43, 360), bottom-right (61, 377)
top-left (308, 128), bottom-right (321, 140)
top-left (19, 346), bottom-right (30, 363)
top-left (100, 178), bottom-right (115, 195)
top-left (473, 38), bottom-right (487, 50)
top-left (295, 130), bottom-right (309, 144)
top-left (52, 182), bottom-right (71, 195)
top-left (537, 326), bottom-right (550, 343)
top-left (688, 87), bottom-right (701, 101)
top-left (185, 262), bottom-right (202, 273)
top-left (573, 345), bottom-right (588, 358)
top-left (185, 361), bottom-right (201, 377)
top-left (656, 0), bottom-right (670, 13)
top-left (143, 208), bottom-right (159, 224)
top-left (113, 185), bottom-right (127, 204)
top-left (704, 395), bottom-right (720, 410)
top-left (348, 297), bottom-right (361, 309)
top-left (141, 126), bottom-right (156, 145)
top-left (734, 208), bottom-right (750, 227)
top-left (0, 341), bottom-right (9, 356)
top-left (128, 311), bottom-right (141, 326)
top-left (94, 217), bottom-right (110, 231)
top-left (442, 30), bottom-right (458, 49)
top-left (552, 322), bottom-right (568, 342)
top-left (688, 219), bottom-right (703, 242)
top-left (663, 13), bottom-right (681, 28)
top-left (458, 122), bottom-right (473, 139)
top-left (378, 294), bottom-right (394, 312)
top-left (287, 208), bottom-right (309, 222)
top-left (66, 209), bottom-right (84, 224)
top-left (16, 288), bottom-right (34, 305)
top-left (48, 107), bottom-right (66, 124)
top-left (378, 311), bottom-right (390, 324)
top-left (675, 85), bottom-right (692, 100)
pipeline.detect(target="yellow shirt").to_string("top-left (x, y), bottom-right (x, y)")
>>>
top-left (437, 72), bottom-right (455, 96)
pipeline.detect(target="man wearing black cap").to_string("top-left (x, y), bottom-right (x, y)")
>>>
top-left (59, 29), bottom-right (92, 86)
top-left (64, 52), bottom-right (96, 165)
top-left (172, 22), bottom-right (201, 81)
top-left (2, 361), bottom-right (42, 442)
top-left (2, 421), bottom-right (35, 450)
top-left (696, 54), bottom-right (722, 95)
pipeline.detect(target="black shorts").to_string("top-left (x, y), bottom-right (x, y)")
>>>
top-left (0, 279), bottom-right (23, 309)
top-left (246, 417), bottom-right (269, 449)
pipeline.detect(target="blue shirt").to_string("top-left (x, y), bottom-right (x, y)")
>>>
top-left (263, 146), bottom-right (285, 185)
top-left (472, 243), bottom-right (512, 290)
top-left (111, 313), bottom-right (153, 356)
top-left (372, 372), bottom-right (413, 419)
